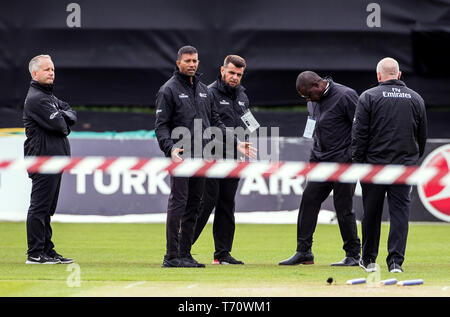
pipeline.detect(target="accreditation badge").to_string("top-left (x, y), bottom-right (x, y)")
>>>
top-left (241, 109), bottom-right (260, 133)
top-left (303, 116), bottom-right (316, 139)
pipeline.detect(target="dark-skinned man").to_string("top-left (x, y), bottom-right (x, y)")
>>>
top-left (155, 46), bottom-right (256, 268)
top-left (279, 71), bottom-right (361, 267)
top-left (192, 55), bottom-right (250, 265)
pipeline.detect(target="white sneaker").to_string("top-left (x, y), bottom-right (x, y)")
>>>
top-left (26, 255), bottom-right (60, 264)
top-left (359, 258), bottom-right (377, 272)
top-left (389, 263), bottom-right (403, 273)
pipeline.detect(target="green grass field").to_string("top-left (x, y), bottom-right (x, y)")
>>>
top-left (0, 222), bottom-right (449, 297)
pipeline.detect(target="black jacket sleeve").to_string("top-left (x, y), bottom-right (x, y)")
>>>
top-left (351, 93), bottom-right (370, 163)
top-left (417, 98), bottom-right (428, 158)
top-left (342, 90), bottom-right (358, 123)
top-left (27, 96), bottom-right (69, 136)
top-left (57, 98), bottom-right (77, 126)
top-left (155, 88), bottom-right (175, 157)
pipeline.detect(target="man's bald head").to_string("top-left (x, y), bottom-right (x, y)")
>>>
top-left (296, 71), bottom-right (327, 102)
top-left (296, 71), bottom-right (322, 91)
top-left (376, 57), bottom-right (401, 82)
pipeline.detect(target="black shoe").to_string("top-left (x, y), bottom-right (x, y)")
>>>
top-left (51, 253), bottom-right (74, 264)
top-left (188, 255), bottom-right (206, 268)
top-left (161, 257), bottom-right (180, 268)
top-left (26, 254), bottom-right (60, 265)
top-left (213, 254), bottom-right (244, 265)
top-left (331, 255), bottom-right (360, 267)
top-left (359, 258), bottom-right (377, 272)
top-left (178, 256), bottom-right (205, 268)
top-left (389, 262), bottom-right (403, 273)
top-left (279, 251), bottom-right (314, 266)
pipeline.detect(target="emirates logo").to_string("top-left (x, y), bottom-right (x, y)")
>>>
top-left (417, 144), bottom-right (450, 222)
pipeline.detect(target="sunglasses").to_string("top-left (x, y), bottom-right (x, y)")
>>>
top-left (298, 79), bottom-right (322, 99)
top-left (300, 92), bottom-right (310, 99)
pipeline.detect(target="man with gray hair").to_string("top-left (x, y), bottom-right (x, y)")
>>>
top-left (352, 57), bottom-right (427, 273)
top-left (23, 54), bottom-right (77, 264)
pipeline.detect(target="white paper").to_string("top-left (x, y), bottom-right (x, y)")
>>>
top-left (303, 117), bottom-right (316, 138)
top-left (241, 110), bottom-right (260, 133)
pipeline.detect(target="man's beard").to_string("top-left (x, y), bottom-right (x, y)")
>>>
top-left (222, 76), bottom-right (239, 89)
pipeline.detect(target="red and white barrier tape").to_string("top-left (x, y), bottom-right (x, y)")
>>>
top-left (0, 156), bottom-right (448, 186)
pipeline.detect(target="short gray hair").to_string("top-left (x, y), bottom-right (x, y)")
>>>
top-left (28, 55), bottom-right (52, 76)
top-left (376, 57), bottom-right (399, 76)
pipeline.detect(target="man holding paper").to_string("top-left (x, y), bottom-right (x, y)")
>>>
top-left (155, 48), bottom-right (256, 268)
top-left (279, 71), bottom-right (361, 266)
top-left (192, 55), bottom-right (255, 265)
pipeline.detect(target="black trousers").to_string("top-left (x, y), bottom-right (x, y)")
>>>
top-left (193, 178), bottom-right (240, 259)
top-left (297, 181), bottom-right (361, 257)
top-left (165, 176), bottom-right (205, 259)
top-left (360, 183), bottom-right (411, 266)
top-left (26, 173), bottom-right (62, 257)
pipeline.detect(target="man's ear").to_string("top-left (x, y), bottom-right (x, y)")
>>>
top-left (220, 66), bottom-right (225, 76)
top-left (398, 71), bottom-right (402, 80)
top-left (176, 59), bottom-right (181, 69)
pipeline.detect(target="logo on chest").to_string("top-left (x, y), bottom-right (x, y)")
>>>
top-left (238, 101), bottom-right (246, 107)
top-left (220, 99), bottom-right (230, 105)
top-left (199, 93), bottom-right (208, 98)
top-left (178, 93), bottom-right (189, 99)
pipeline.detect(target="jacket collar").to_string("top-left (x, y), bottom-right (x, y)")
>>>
top-left (30, 80), bottom-right (53, 94)
top-left (321, 77), bottom-right (334, 99)
top-left (174, 69), bottom-right (201, 87)
top-left (379, 79), bottom-right (406, 87)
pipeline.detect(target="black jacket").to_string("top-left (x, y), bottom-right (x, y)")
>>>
top-left (208, 76), bottom-right (249, 130)
top-left (155, 70), bottom-right (231, 158)
top-left (352, 79), bottom-right (427, 165)
top-left (208, 76), bottom-right (250, 159)
top-left (23, 81), bottom-right (77, 156)
top-left (307, 79), bottom-right (358, 163)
